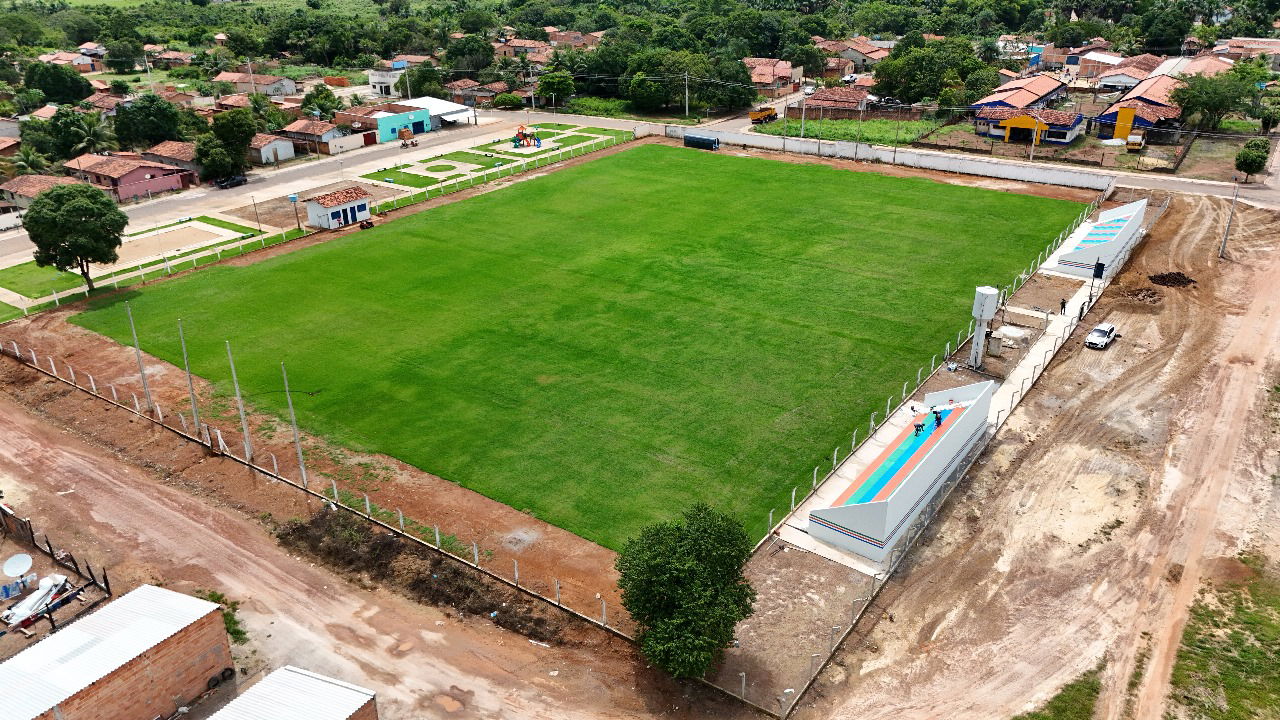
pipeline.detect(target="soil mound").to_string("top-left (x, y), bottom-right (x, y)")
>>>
top-left (1149, 272), bottom-right (1196, 287)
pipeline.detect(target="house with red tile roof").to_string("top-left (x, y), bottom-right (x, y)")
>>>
top-left (743, 57), bottom-right (802, 98)
top-left (973, 107), bottom-right (1085, 145)
top-left (64, 153), bottom-right (192, 201)
top-left (0, 174), bottom-right (84, 208)
top-left (212, 71), bottom-right (296, 96)
top-left (143, 140), bottom-right (201, 175)
top-left (493, 38), bottom-right (551, 58)
top-left (1096, 74), bottom-right (1185, 139)
top-left (305, 186), bottom-right (372, 229)
top-left (970, 74), bottom-right (1066, 110)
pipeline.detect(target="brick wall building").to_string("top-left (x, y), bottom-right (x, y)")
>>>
top-left (0, 584), bottom-right (233, 720)
top-left (206, 665), bottom-right (378, 720)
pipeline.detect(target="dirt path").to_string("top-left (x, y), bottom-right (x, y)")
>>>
top-left (0, 391), bottom-right (746, 719)
top-left (789, 195), bottom-right (1280, 720)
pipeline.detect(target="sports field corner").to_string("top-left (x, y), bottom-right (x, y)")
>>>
top-left (68, 143), bottom-right (1084, 550)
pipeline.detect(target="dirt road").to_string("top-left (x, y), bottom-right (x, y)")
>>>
top-left (0, 391), bottom-right (745, 719)
top-left (791, 195), bottom-right (1280, 719)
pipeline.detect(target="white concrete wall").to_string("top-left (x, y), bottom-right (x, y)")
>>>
top-left (658, 125), bottom-right (1115, 190)
top-left (326, 134), bottom-right (367, 155)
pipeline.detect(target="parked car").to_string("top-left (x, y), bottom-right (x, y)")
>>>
top-left (1084, 322), bottom-right (1119, 349)
top-left (215, 175), bottom-right (247, 189)
top-left (841, 73), bottom-right (856, 84)
top-left (803, 84), bottom-right (816, 96)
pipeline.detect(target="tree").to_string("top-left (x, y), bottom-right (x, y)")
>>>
top-left (194, 134), bottom-right (238, 181)
top-left (1141, 6), bottom-right (1191, 54)
top-left (1170, 73), bottom-right (1255, 129)
top-left (1244, 137), bottom-right (1271, 155)
top-left (459, 9), bottom-right (498, 34)
top-left (211, 107), bottom-right (257, 164)
top-left (627, 71), bottom-right (667, 111)
top-left (616, 504), bottom-right (755, 679)
top-left (301, 84), bottom-right (344, 119)
top-left (108, 79), bottom-right (130, 96)
top-left (14, 88), bottom-right (45, 114)
top-left (1235, 147), bottom-right (1267, 181)
top-left (536, 71), bottom-right (576, 105)
top-left (396, 64), bottom-right (447, 98)
top-left (781, 44), bottom-right (825, 79)
top-left (26, 184), bottom-right (127, 292)
top-left (1258, 107), bottom-right (1280, 134)
top-left (104, 40), bottom-right (143, 73)
top-left (224, 29), bottom-right (261, 59)
top-left (445, 34), bottom-right (495, 74)
top-left (23, 63), bottom-right (92, 105)
top-left (114, 94), bottom-right (182, 148)
top-left (68, 112), bottom-right (117, 155)
top-left (492, 92), bottom-right (523, 108)
top-left (11, 146), bottom-right (48, 175)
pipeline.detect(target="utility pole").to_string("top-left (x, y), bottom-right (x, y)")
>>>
top-left (684, 71), bottom-right (689, 119)
top-left (125, 302), bottom-right (153, 411)
top-left (800, 98), bottom-right (807, 138)
top-left (1218, 184), bottom-right (1239, 259)
top-left (246, 57), bottom-right (259, 96)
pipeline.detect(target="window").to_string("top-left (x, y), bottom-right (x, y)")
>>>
top-left (331, 210), bottom-right (341, 219)
top-left (356, 203), bottom-right (367, 212)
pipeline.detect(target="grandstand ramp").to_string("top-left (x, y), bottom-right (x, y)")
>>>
top-left (809, 381), bottom-right (994, 563)
top-left (1050, 198), bottom-right (1147, 278)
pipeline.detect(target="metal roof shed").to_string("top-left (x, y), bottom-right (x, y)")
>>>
top-left (0, 584), bottom-right (222, 720)
top-left (207, 666), bottom-right (377, 720)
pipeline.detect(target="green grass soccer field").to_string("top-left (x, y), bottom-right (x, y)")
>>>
top-left (71, 145), bottom-right (1082, 549)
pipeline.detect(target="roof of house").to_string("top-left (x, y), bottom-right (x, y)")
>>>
top-left (445, 78), bottom-right (480, 90)
top-left (156, 50), bottom-right (194, 61)
top-left (971, 74), bottom-right (1065, 108)
top-left (213, 71), bottom-right (287, 85)
top-left (214, 32), bottom-right (227, 39)
top-left (1117, 53), bottom-right (1164, 72)
top-left (0, 138), bottom-right (18, 151)
top-left (853, 75), bottom-right (875, 87)
top-left (249, 133), bottom-right (288, 149)
top-left (805, 87), bottom-right (869, 110)
top-left (216, 93), bottom-right (253, 108)
top-left (847, 36), bottom-right (890, 60)
top-left (1126, 74), bottom-right (1183, 106)
top-left (1082, 50), bottom-right (1123, 65)
top-left (816, 39), bottom-right (849, 54)
top-left (527, 52), bottom-right (552, 64)
top-left (282, 119), bottom-right (337, 135)
top-left (89, 79), bottom-right (109, 90)
top-left (0, 585), bottom-right (219, 720)
top-left (1226, 36), bottom-right (1280, 51)
top-left (38, 51), bottom-right (88, 64)
top-left (998, 68), bottom-right (1018, 79)
top-left (146, 140), bottom-right (197, 162)
top-left (206, 666), bottom-right (375, 720)
top-left (743, 57), bottom-right (794, 83)
top-left (85, 92), bottom-right (125, 111)
top-left (158, 90), bottom-right (195, 103)
top-left (78, 41), bottom-right (102, 50)
top-left (28, 105), bottom-right (59, 120)
top-left (975, 107), bottom-right (1083, 126)
top-left (825, 57), bottom-right (852, 70)
top-left (480, 81), bottom-right (509, 93)
top-left (1099, 65), bottom-right (1151, 81)
top-left (143, 43), bottom-right (165, 52)
top-left (67, 153), bottom-right (182, 179)
top-left (307, 185), bottom-right (372, 208)
top-left (0, 174), bottom-right (81, 198)
top-left (543, 25), bottom-right (559, 33)
top-left (505, 38), bottom-right (550, 49)
top-left (1103, 98), bottom-right (1183, 123)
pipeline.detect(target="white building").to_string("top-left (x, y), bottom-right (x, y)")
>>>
top-left (205, 665), bottom-right (378, 720)
top-left (368, 68), bottom-right (405, 96)
top-left (306, 186), bottom-right (373, 229)
top-left (248, 133), bottom-right (296, 165)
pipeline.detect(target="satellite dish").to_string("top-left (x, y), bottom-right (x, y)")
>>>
top-left (3, 554), bottom-right (32, 578)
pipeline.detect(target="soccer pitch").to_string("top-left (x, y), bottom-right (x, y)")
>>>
top-left (71, 145), bottom-right (1082, 549)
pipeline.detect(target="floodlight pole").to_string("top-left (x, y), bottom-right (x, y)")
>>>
top-left (226, 341), bottom-right (253, 462)
top-left (282, 362), bottom-right (308, 488)
top-left (125, 302), bottom-right (153, 411)
top-left (251, 195), bottom-right (262, 233)
top-left (178, 319), bottom-right (200, 436)
top-left (1218, 184), bottom-right (1239, 259)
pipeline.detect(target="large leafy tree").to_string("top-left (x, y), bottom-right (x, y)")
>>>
top-left (1170, 73), bottom-right (1256, 129)
top-left (26, 184), bottom-right (128, 291)
top-left (104, 39), bottom-right (144, 73)
top-left (194, 134), bottom-right (238, 181)
top-left (873, 37), bottom-right (986, 103)
top-left (445, 34), bottom-right (495, 75)
top-left (301, 84), bottom-right (344, 119)
top-left (536, 71), bottom-right (575, 104)
top-left (68, 112), bottom-right (117, 155)
top-left (23, 63), bottom-right (92, 105)
top-left (616, 504), bottom-right (756, 679)
top-left (395, 64), bottom-right (447, 99)
top-left (211, 107), bottom-right (257, 161)
top-left (1235, 147), bottom-right (1267, 181)
top-left (115, 94), bottom-right (183, 148)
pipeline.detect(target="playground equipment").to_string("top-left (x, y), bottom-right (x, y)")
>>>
top-left (512, 125), bottom-right (542, 148)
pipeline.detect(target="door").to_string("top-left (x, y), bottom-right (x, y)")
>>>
top-left (340, 207), bottom-right (350, 226)
top-left (363, 131), bottom-right (377, 146)
top-left (411, 120), bottom-right (425, 134)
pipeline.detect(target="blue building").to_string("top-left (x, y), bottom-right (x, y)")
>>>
top-left (335, 96), bottom-right (474, 145)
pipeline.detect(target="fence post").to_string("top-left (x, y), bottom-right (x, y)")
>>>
top-left (768, 508), bottom-right (774, 531)
top-left (832, 447), bottom-right (837, 469)
top-left (87, 374), bottom-right (96, 395)
top-left (813, 466), bottom-right (818, 488)
top-left (398, 509), bottom-right (405, 532)
top-left (869, 412), bottom-right (877, 433)
top-left (901, 380), bottom-right (908, 400)
top-left (791, 486), bottom-right (796, 510)
top-left (110, 385), bottom-right (117, 402)
top-left (600, 598), bottom-right (607, 626)
top-left (472, 542), bottom-right (479, 565)
top-left (364, 494), bottom-right (371, 516)
top-left (513, 559), bottom-right (519, 587)
top-left (226, 341), bottom-right (253, 462)
top-left (434, 525), bottom-right (440, 548)
top-left (47, 356), bottom-right (57, 376)
top-left (330, 476), bottom-right (339, 501)
top-left (554, 578), bottom-right (561, 605)
top-left (132, 393), bottom-right (140, 413)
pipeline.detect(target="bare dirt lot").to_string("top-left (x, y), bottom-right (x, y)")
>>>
top-left (790, 194), bottom-right (1280, 720)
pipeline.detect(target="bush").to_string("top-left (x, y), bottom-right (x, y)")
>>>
top-left (1244, 137), bottom-right (1271, 156)
top-left (1235, 147), bottom-right (1267, 180)
top-left (492, 92), bottom-right (523, 109)
top-left (563, 96), bottom-right (629, 117)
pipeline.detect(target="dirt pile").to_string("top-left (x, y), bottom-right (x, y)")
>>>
top-left (1149, 271), bottom-right (1196, 287)
top-left (277, 509), bottom-right (566, 643)
top-left (1118, 287), bottom-right (1163, 305)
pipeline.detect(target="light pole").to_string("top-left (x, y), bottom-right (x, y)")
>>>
top-left (250, 194), bottom-right (262, 233)
top-left (338, 159), bottom-right (344, 180)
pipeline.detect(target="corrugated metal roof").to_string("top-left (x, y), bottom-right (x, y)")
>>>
top-left (207, 666), bottom-right (376, 720)
top-left (0, 584), bottom-right (220, 720)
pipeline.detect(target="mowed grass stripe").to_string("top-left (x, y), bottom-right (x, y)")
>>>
top-left (71, 145), bottom-right (1081, 549)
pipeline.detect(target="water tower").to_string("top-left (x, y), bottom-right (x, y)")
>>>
top-left (968, 286), bottom-right (999, 370)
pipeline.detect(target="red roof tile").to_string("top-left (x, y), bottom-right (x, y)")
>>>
top-left (307, 186), bottom-right (372, 208)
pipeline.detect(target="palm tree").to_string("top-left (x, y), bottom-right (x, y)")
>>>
top-left (12, 146), bottom-right (48, 176)
top-left (69, 112), bottom-right (118, 156)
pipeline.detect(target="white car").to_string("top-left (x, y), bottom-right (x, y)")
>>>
top-left (1084, 322), bottom-right (1118, 349)
top-left (803, 85), bottom-right (816, 96)
top-left (841, 73), bottom-right (856, 84)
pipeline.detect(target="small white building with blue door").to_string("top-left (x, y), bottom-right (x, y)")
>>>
top-left (306, 186), bottom-right (373, 229)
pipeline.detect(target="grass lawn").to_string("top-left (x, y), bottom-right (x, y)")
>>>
top-left (0, 301), bottom-right (21, 323)
top-left (753, 117), bottom-right (943, 146)
top-left (0, 262), bottom-right (88, 298)
top-left (531, 123), bottom-right (578, 131)
top-left (578, 127), bottom-right (634, 138)
top-left (422, 151), bottom-right (520, 170)
top-left (1178, 135), bottom-right (1257, 182)
top-left (1169, 555), bottom-right (1280, 720)
top-left (360, 165), bottom-right (464, 188)
top-left (71, 145), bottom-right (1081, 549)
top-left (473, 134), bottom-right (605, 157)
